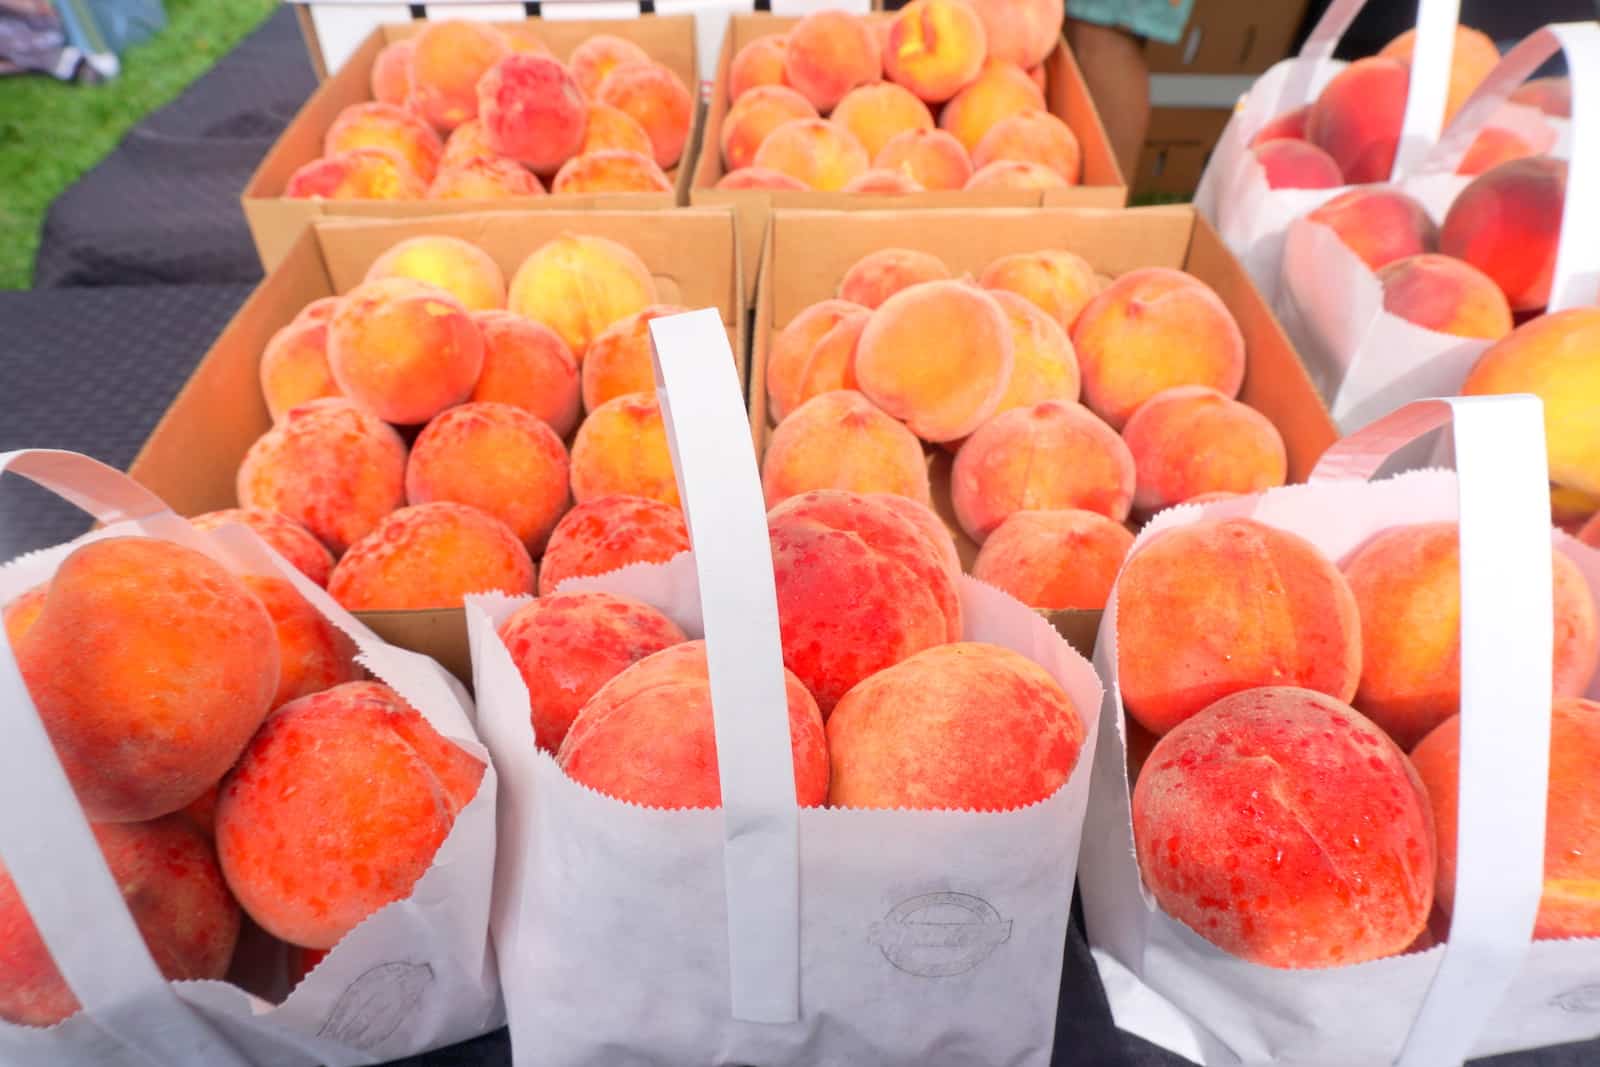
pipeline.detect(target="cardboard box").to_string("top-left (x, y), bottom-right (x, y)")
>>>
top-left (749, 206), bottom-right (1340, 655)
top-left (243, 16), bottom-right (705, 272)
top-left (130, 208), bottom-right (744, 683)
top-left (1144, 0), bottom-right (1311, 76)
top-left (1134, 105), bottom-right (1232, 199)
top-left (692, 13), bottom-right (1129, 300)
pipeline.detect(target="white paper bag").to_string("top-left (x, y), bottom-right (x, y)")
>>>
top-left (1282, 23), bottom-right (1599, 435)
top-left (466, 309), bottom-right (1105, 1066)
top-left (1080, 394), bottom-right (1600, 1065)
top-left (0, 450), bottom-right (502, 1067)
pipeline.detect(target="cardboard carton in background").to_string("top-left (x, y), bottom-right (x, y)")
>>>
top-left (131, 208), bottom-right (744, 682)
top-left (1144, 0), bottom-right (1312, 76)
top-left (1134, 106), bottom-right (1232, 199)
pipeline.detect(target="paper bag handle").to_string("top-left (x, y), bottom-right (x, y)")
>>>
top-left (1313, 396), bottom-right (1552, 1067)
top-left (646, 310), bottom-right (800, 1025)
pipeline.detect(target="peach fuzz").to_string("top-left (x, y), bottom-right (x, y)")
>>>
top-left (831, 82), bottom-right (935, 160)
top-left (781, 10), bottom-right (881, 112)
top-left (964, 0), bottom-right (1065, 69)
top-left (327, 277), bottom-right (483, 425)
top-left (325, 103), bottom-right (443, 184)
top-left (883, 0), bottom-right (988, 104)
top-left (329, 502), bottom-right (535, 612)
top-left (470, 311), bottom-right (580, 439)
top-left (580, 102), bottom-right (653, 159)
top-left (240, 575), bottom-right (362, 710)
top-left (236, 398), bottom-right (407, 555)
top-left (191, 508), bottom-right (335, 587)
top-left (2, 584), bottom-right (46, 647)
top-left (829, 642), bottom-right (1084, 810)
top-left (964, 159), bottom-right (1067, 190)
top-left (1413, 698), bottom-right (1600, 940)
top-left (871, 492), bottom-right (962, 581)
top-left (1133, 686), bottom-right (1435, 967)
top-left (1118, 518), bottom-right (1362, 735)
top-left (407, 20), bottom-right (509, 133)
top-left (365, 235), bottom-right (506, 313)
top-left (569, 392), bottom-right (678, 507)
top-left (581, 304), bottom-right (691, 412)
top-left (1307, 186), bottom-right (1439, 271)
top-left (979, 248), bottom-right (1099, 335)
top-left (568, 34), bottom-right (650, 98)
top-left (1253, 138), bottom-right (1342, 190)
top-left (559, 641), bottom-right (828, 808)
top-left (1380, 25), bottom-right (1500, 120)
top-left (972, 110), bottom-right (1082, 183)
top-left (499, 591), bottom-right (686, 753)
top-left (972, 508), bottom-right (1132, 612)
top-left (837, 248), bottom-right (952, 310)
top-left (260, 315), bottom-right (340, 422)
top-left (1070, 268), bottom-right (1246, 429)
top-left (1248, 104), bottom-right (1310, 147)
top-left (0, 816), bottom-right (240, 1027)
top-left (508, 233), bottom-right (657, 361)
top-left (729, 34), bottom-right (788, 101)
top-left (551, 149), bottom-right (673, 194)
top-left (721, 85), bottom-right (819, 172)
top-left (427, 158), bottom-right (547, 200)
top-left (1458, 126), bottom-right (1536, 176)
top-left (1122, 386), bottom-right (1288, 513)
top-left (842, 169), bottom-right (923, 194)
top-left (1513, 76), bottom-right (1572, 118)
top-left (538, 494), bottom-right (688, 596)
top-left (986, 290), bottom-right (1082, 415)
top-left (216, 681), bottom-right (483, 949)
top-left (1307, 56), bottom-right (1410, 184)
top-left (477, 53), bottom-right (587, 173)
top-left (940, 60), bottom-right (1046, 154)
top-left (765, 299), bottom-right (870, 424)
top-left (405, 402), bottom-right (571, 554)
top-left (752, 118), bottom-right (870, 191)
top-left (714, 167), bottom-right (808, 191)
top-left (1462, 309), bottom-right (1600, 496)
top-left (874, 127), bottom-right (973, 190)
top-left (440, 120), bottom-right (497, 169)
top-left (284, 148), bottom-right (425, 201)
top-left (1378, 254), bottom-right (1513, 340)
top-left (855, 281), bottom-right (1013, 442)
top-left (370, 39), bottom-right (414, 108)
top-left (16, 537), bottom-right (279, 822)
top-left (768, 490), bottom-right (962, 715)
top-left (762, 390), bottom-right (931, 508)
top-left (597, 63), bottom-right (693, 170)
top-left (1441, 156), bottom-right (1567, 312)
top-left (1341, 522), bottom-right (1599, 749)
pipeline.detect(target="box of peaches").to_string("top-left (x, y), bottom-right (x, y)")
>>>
top-left (243, 15), bottom-right (700, 270)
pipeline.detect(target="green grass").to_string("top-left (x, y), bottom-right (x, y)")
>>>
top-left (0, 0), bottom-right (276, 289)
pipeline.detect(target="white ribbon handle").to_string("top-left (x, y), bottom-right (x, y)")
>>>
top-left (647, 310), bottom-right (800, 1025)
top-left (1313, 396), bottom-right (1552, 1067)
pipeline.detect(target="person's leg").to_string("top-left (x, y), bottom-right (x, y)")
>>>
top-left (1065, 18), bottom-right (1151, 181)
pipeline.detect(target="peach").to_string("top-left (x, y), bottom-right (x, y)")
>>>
top-left (874, 127), bottom-right (974, 190)
top-left (569, 34), bottom-right (650, 98)
top-left (2, 584), bottom-right (46, 647)
top-left (1440, 156), bottom-right (1567, 312)
top-left (1070, 268), bottom-right (1247, 429)
top-left (370, 39), bottom-right (415, 108)
top-left (16, 537), bottom-right (279, 822)
top-left (751, 118), bottom-right (870, 191)
top-left (964, 159), bottom-right (1068, 190)
top-left (1342, 522), bottom-right (1599, 749)
top-left (1252, 138), bottom-right (1343, 189)
top-left (325, 102), bottom-right (443, 184)
top-left (216, 681), bottom-right (484, 949)
top-left (440, 119), bottom-right (497, 169)
top-left (581, 304), bottom-right (692, 412)
top-left (569, 392), bottom-right (677, 506)
top-left (972, 508), bottom-right (1133, 612)
top-left (1122, 386), bottom-right (1288, 513)
top-left (1380, 25), bottom-right (1500, 120)
top-left (294, 296), bottom-right (341, 325)
top-left (721, 85), bottom-right (819, 171)
top-left (329, 503), bottom-right (535, 612)
top-left (260, 315), bottom-right (341, 422)
top-left (1133, 686), bottom-right (1434, 967)
top-left (762, 390), bottom-right (931, 508)
top-left (765, 299), bottom-right (870, 423)
top-left (236, 398), bottom-right (408, 555)
top-left (1307, 56), bottom-right (1410, 184)
top-left (769, 490), bottom-right (962, 714)
top-left (972, 109), bottom-right (1081, 183)
top-left (1582, 512), bottom-right (1600, 549)
top-left (538, 494), bottom-right (688, 596)
top-left (1307, 186), bottom-right (1439, 271)
top-left (841, 169), bottom-right (923, 194)
top-left (191, 508), bottom-right (336, 587)
top-left (964, 0), bottom-right (1064, 69)
top-left (427, 157), bottom-right (547, 199)
top-left (551, 149), bottom-right (674, 194)
top-left (714, 167), bottom-right (809, 191)
top-left (883, 0), bottom-right (988, 104)
top-left (729, 34), bottom-right (788, 101)
top-left (579, 102), bottom-right (653, 158)
top-left (365, 235), bottom-right (506, 313)
top-left (406, 402), bottom-right (571, 554)
top-left (987, 290), bottom-right (1082, 414)
top-left (502, 24), bottom-right (552, 57)
top-left (408, 20), bottom-right (510, 133)
top-left (940, 60), bottom-right (1046, 154)
top-left (782, 10), bottom-right (881, 112)
top-left (855, 281), bottom-right (1014, 442)
top-left (1512, 76), bottom-right (1572, 118)
top-left (477, 53), bottom-right (587, 173)
top-left (871, 492), bottom-right (962, 581)
top-left (1378, 253), bottom-right (1513, 340)
top-left (1117, 518), bottom-right (1363, 735)
top-left (508, 234), bottom-right (657, 361)
top-left (979, 248), bottom-right (1099, 336)
top-left (327, 277), bottom-right (483, 425)
top-left (240, 575), bottom-right (361, 709)
top-left (597, 62), bottom-right (693, 170)
top-left (0, 816), bottom-right (240, 1026)
top-left (838, 248), bottom-right (951, 310)
top-left (558, 641), bottom-right (828, 808)
top-left (470, 311), bottom-right (580, 439)
top-left (499, 591), bottom-right (686, 753)
top-left (284, 148), bottom-right (425, 201)
top-left (832, 82), bottom-right (935, 160)
top-left (1458, 126), bottom-right (1536, 176)
top-left (1249, 105), bottom-right (1311, 148)
top-left (1554, 486), bottom-right (1600, 536)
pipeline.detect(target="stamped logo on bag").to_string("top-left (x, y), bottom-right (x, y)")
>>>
top-left (1551, 984), bottom-right (1600, 1014)
top-left (318, 961), bottom-right (435, 1050)
top-left (870, 892), bottom-right (1013, 977)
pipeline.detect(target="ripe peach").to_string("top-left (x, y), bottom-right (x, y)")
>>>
top-left (972, 109), bottom-right (1082, 183)
top-left (408, 20), bottom-right (510, 133)
top-left (1249, 105), bottom-right (1310, 147)
top-left (2, 584), bottom-right (47, 647)
top-left (1134, 686), bottom-right (1434, 967)
top-left (762, 390), bottom-right (931, 508)
top-left (365, 235), bottom-right (506, 313)
top-left (729, 34), bottom-right (788, 101)
top-left (240, 575), bottom-right (361, 710)
top-left (440, 120), bottom-right (497, 169)
top-left (236, 399), bottom-right (408, 555)
top-left (1378, 253), bottom-right (1513, 340)
top-left (1458, 126), bottom-right (1536, 177)
top-left (782, 10), bottom-right (881, 112)
top-left (579, 102), bottom-right (653, 159)
top-left (841, 169), bottom-right (922, 194)
top-left (838, 248), bottom-right (951, 310)
top-left (499, 592), bottom-right (686, 753)
top-left (765, 299), bottom-right (869, 423)
top-left (568, 34), bottom-right (650, 98)
top-left (979, 248), bottom-right (1099, 335)
top-left (370, 39), bottom-right (415, 108)
top-left (986, 290), bottom-right (1082, 417)
top-left (1307, 186), bottom-right (1439, 271)
top-left (1121, 386), bottom-right (1288, 513)
top-left (1307, 56), bottom-right (1410, 184)
top-left (1117, 519), bottom-right (1363, 735)
top-left (597, 63), bottom-right (693, 170)
top-left (972, 508), bottom-right (1133, 612)
top-left (1512, 76), bottom-right (1572, 118)
top-left (469, 311), bottom-right (580, 438)
top-left (284, 148), bottom-right (425, 201)
top-left (508, 234), bottom-right (657, 361)
top-left (963, 159), bottom-right (1068, 190)
top-left (216, 681), bottom-right (484, 949)
top-left (580, 304), bottom-right (691, 412)
top-left (883, 0), bottom-right (988, 104)
top-left (714, 167), bottom-right (809, 191)
top-left (17, 537), bottom-right (279, 821)
top-left (752, 118), bottom-right (870, 191)
top-left (721, 85), bottom-right (819, 171)
top-left (551, 149), bottom-right (673, 194)
top-left (1252, 138), bottom-right (1343, 189)
top-left (940, 59), bottom-right (1046, 154)
top-left (406, 402), bottom-right (571, 554)
top-left (329, 502), bottom-right (535, 612)
top-left (1380, 25), bottom-right (1500, 120)
top-left (478, 53), bottom-right (587, 173)
top-left (832, 82), bottom-right (935, 160)
top-left (963, 0), bottom-right (1065, 69)
top-left (327, 277), bottom-right (483, 425)
top-left (325, 102), bottom-right (443, 184)
top-left (871, 492), bottom-right (962, 581)
top-left (502, 24), bottom-right (552, 57)
top-left (294, 296), bottom-right (341, 325)
top-left (192, 508), bottom-right (335, 587)
top-left (1582, 512), bottom-right (1600, 549)
top-left (538, 494), bottom-right (688, 596)
top-left (874, 127), bottom-right (974, 190)
top-left (260, 315), bottom-right (340, 422)
top-left (427, 157), bottom-right (547, 199)
top-left (1440, 156), bottom-right (1567, 312)
top-left (570, 392), bottom-right (677, 507)
top-left (1554, 486), bottom-right (1600, 536)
